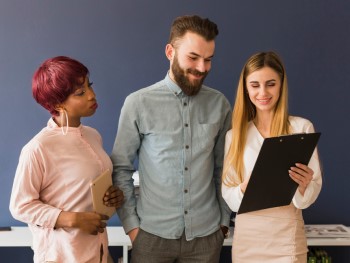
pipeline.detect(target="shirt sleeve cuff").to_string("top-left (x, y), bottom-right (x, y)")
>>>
top-left (293, 187), bottom-right (314, 209)
top-left (121, 216), bottom-right (140, 234)
top-left (44, 208), bottom-right (62, 229)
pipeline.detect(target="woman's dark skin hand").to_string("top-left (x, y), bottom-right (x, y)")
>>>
top-left (55, 211), bottom-right (109, 235)
top-left (103, 185), bottom-right (124, 208)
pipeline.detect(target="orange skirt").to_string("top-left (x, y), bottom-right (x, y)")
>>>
top-left (232, 204), bottom-right (307, 263)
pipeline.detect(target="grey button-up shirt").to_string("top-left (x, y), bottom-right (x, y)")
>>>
top-left (111, 74), bottom-right (232, 240)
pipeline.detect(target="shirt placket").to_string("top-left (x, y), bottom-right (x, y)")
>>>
top-left (78, 131), bottom-right (104, 173)
top-left (182, 95), bottom-right (192, 238)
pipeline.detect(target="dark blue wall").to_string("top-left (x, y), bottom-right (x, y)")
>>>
top-left (1, 0), bottom-right (349, 261)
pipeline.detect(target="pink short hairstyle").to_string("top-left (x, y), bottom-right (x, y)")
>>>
top-left (32, 56), bottom-right (89, 116)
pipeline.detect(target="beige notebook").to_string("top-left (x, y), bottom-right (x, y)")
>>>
top-left (90, 169), bottom-right (116, 218)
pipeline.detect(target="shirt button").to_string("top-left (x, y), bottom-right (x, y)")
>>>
top-left (184, 189), bottom-right (188, 193)
top-left (185, 123), bottom-right (188, 127)
top-left (184, 211), bottom-right (188, 215)
top-left (185, 167), bottom-right (188, 171)
top-left (185, 145), bottom-right (189, 149)
top-left (184, 102), bottom-right (187, 106)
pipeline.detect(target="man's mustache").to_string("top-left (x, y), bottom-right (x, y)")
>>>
top-left (187, 69), bottom-right (207, 76)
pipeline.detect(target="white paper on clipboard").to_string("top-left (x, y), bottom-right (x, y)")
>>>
top-left (90, 169), bottom-right (116, 218)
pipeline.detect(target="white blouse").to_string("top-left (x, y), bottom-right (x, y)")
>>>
top-left (222, 116), bottom-right (322, 212)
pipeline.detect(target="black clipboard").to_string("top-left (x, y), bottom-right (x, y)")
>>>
top-left (237, 132), bottom-right (321, 214)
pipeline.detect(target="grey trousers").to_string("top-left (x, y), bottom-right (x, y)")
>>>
top-left (131, 229), bottom-right (224, 263)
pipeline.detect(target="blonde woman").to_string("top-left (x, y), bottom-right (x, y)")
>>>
top-left (222, 51), bottom-right (322, 262)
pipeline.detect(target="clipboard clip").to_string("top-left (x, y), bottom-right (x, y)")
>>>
top-left (279, 132), bottom-right (307, 142)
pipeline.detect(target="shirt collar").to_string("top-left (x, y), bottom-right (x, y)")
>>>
top-left (165, 72), bottom-right (183, 97)
top-left (47, 117), bottom-right (83, 135)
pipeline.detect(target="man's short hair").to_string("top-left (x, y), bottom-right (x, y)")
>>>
top-left (168, 15), bottom-right (219, 47)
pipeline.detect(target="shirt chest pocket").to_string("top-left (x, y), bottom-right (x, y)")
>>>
top-left (192, 123), bottom-right (220, 152)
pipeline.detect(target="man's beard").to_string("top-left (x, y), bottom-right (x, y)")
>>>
top-left (171, 55), bottom-right (208, 96)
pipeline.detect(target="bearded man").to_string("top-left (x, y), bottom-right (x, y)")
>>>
top-left (111, 15), bottom-right (232, 263)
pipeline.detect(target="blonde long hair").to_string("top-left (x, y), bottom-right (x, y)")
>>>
top-left (223, 51), bottom-right (291, 187)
